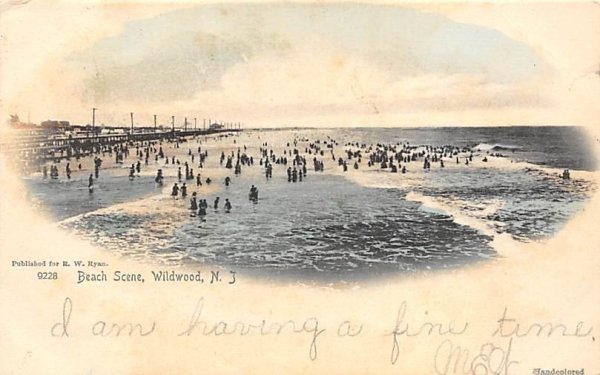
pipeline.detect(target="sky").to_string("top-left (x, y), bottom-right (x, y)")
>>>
top-left (0, 1), bottom-right (599, 128)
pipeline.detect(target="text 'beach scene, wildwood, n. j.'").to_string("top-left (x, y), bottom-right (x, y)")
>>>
top-left (1, 3), bottom-right (598, 282)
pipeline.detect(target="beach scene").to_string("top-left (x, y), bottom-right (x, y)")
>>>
top-left (1, 2), bottom-right (599, 282)
top-left (5, 125), bottom-right (594, 281)
top-left (1, 3), bottom-right (600, 374)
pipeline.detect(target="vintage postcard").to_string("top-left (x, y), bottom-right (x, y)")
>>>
top-left (0, 1), bottom-right (599, 374)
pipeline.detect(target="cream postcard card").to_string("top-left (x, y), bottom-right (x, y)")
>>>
top-left (0, 1), bottom-right (599, 374)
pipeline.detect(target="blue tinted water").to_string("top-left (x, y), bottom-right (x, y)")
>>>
top-left (21, 126), bottom-right (597, 280)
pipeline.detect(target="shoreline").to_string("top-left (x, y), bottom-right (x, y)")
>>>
top-left (4, 127), bottom-right (597, 281)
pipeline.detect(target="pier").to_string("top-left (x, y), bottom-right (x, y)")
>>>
top-left (2, 126), bottom-right (242, 166)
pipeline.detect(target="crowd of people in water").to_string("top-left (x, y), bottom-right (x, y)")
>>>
top-left (36, 131), bottom-right (574, 222)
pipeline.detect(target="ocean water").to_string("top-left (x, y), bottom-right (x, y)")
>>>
top-left (22, 126), bottom-right (598, 280)
top-left (328, 126), bottom-right (597, 171)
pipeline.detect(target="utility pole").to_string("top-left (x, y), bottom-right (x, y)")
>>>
top-left (130, 112), bottom-right (134, 135)
top-left (153, 114), bottom-right (157, 132)
top-left (194, 117), bottom-right (197, 130)
top-left (91, 107), bottom-right (97, 140)
top-left (184, 117), bottom-right (187, 132)
top-left (172, 116), bottom-right (175, 133)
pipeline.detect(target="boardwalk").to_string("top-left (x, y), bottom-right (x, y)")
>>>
top-left (1, 126), bottom-right (241, 166)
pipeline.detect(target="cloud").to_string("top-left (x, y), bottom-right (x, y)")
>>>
top-left (5, 2), bottom-right (597, 127)
top-left (140, 38), bottom-right (544, 124)
top-left (65, 4), bottom-right (543, 106)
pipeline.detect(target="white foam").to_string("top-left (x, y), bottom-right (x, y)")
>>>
top-left (404, 191), bottom-right (526, 258)
top-left (57, 193), bottom-right (175, 226)
top-left (473, 143), bottom-right (520, 151)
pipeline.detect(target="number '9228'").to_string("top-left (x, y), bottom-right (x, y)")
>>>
top-left (38, 272), bottom-right (58, 280)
